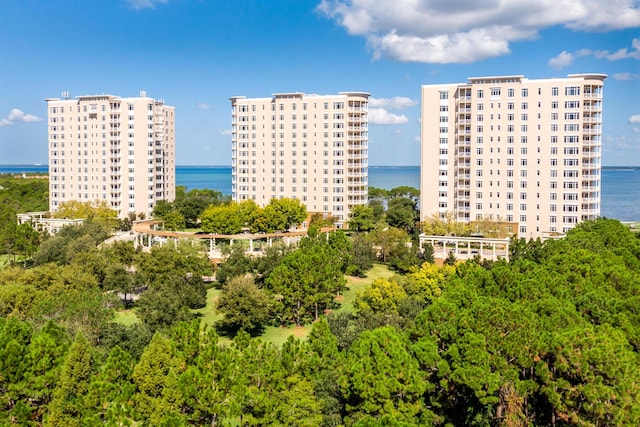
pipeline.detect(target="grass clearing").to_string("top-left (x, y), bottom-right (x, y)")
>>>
top-left (112, 263), bottom-right (394, 345)
top-left (114, 308), bottom-right (140, 326)
top-left (261, 324), bottom-right (313, 346)
top-left (0, 255), bottom-right (12, 268)
top-left (336, 263), bottom-right (394, 315)
top-left (194, 287), bottom-right (223, 327)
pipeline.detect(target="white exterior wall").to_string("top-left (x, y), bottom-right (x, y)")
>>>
top-left (47, 94), bottom-right (175, 219)
top-left (230, 92), bottom-right (369, 226)
top-left (421, 74), bottom-right (606, 239)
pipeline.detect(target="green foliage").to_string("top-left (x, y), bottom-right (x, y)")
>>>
top-left (355, 277), bottom-right (407, 314)
top-left (264, 197), bottom-right (307, 231)
top-left (349, 205), bottom-right (376, 232)
top-left (46, 333), bottom-right (93, 426)
top-left (0, 218), bottom-right (637, 425)
top-left (200, 198), bottom-right (307, 234)
top-left (33, 220), bottom-right (111, 266)
top-left (266, 237), bottom-right (346, 325)
top-left (348, 233), bottom-right (376, 277)
top-left (0, 205), bottom-right (40, 264)
top-left (200, 200), bottom-right (254, 234)
top-left (386, 196), bottom-right (419, 235)
top-left (163, 210), bottom-right (186, 231)
top-left (132, 333), bottom-right (177, 420)
top-left (421, 211), bottom-right (470, 236)
top-left (174, 186), bottom-right (229, 227)
top-left (52, 199), bottom-right (118, 229)
top-left (340, 326), bottom-right (431, 424)
top-left (0, 175), bottom-right (49, 212)
top-left (214, 244), bottom-right (253, 285)
top-left (216, 275), bottom-right (272, 336)
top-left (369, 226), bottom-right (423, 272)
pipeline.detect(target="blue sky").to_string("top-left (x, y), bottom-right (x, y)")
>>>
top-left (1, 0), bottom-right (639, 166)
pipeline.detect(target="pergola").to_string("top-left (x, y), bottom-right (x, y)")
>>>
top-left (419, 234), bottom-right (511, 262)
top-left (131, 220), bottom-right (330, 259)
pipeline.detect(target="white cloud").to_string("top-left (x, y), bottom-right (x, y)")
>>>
top-left (548, 51), bottom-right (575, 69)
top-left (629, 115), bottom-right (640, 124)
top-left (549, 38), bottom-right (640, 69)
top-left (317, 0), bottom-right (640, 63)
top-left (197, 102), bottom-right (210, 110)
top-left (368, 107), bottom-right (409, 125)
top-left (127, 0), bottom-right (169, 10)
top-left (0, 109), bottom-right (42, 127)
top-left (220, 129), bottom-right (232, 136)
top-left (369, 96), bottom-right (416, 109)
top-left (602, 38), bottom-right (640, 60)
top-left (613, 72), bottom-right (640, 80)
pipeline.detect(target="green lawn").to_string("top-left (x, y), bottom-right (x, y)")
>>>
top-left (113, 308), bottom-right (140, 326)
top-left (113, 263), bottom-right (394, 345)
top-left (336, 263), bottom-right (395, 315)
top-left (0, 254), bottom-right (11, 268)
top-left (194, 287), bottom-right (223, 326)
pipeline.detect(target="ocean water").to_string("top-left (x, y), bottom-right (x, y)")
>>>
top-left (1, 165), bottom-right (639, 221)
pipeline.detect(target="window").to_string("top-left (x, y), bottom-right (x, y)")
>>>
top-left (491, 88), bottom-right (501, 97)
top-left (552, 87), bottom-right (559, 96)
top-left (477, 89), bottom-right (484, 98)
top-left (439, 91), bottom-right (449, 100)
top-left (521, 88), bottom-right (528, 97)
top-left (508, 88), bottom-right (515, 97)
top-left (565, 86), bottom-right (580, 96)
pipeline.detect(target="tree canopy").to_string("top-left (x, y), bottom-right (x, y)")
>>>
top-left (0, 217), bottom-right (639, 425)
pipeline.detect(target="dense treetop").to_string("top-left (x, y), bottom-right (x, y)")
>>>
top-left (0, 217), bottom-right (639, 425)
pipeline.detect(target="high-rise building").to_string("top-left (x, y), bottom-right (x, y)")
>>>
top-left (421, 74), bottom-right (606, 239)
top-left (230, 92), bottom-right (369, 227)
top-left (46, 93), bottom-right (175, 219)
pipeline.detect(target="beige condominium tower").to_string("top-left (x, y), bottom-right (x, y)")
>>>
top-left (46, 92), bottom-right (176, 219)
top-left (230, 92), bottom-right (369, 227)
top-left (421, 74), bottom-right (606, 239)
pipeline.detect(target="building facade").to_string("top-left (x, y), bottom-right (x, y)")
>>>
top-left (46, 93), bottom-right (175, 219)
top-left (421, 74), bottom-right (606, 239)
top-left (230, 92), bottom-right (369, 227)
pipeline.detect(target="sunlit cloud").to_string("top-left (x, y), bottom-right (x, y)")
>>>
top-left (127, 0), bottom-right (169, 10)
top-left (317, 0), bottom-right (640, 64)
top-left (220, 129), bottom-right (232, 136)
top-left (369, 96), bottom-right (416, 110)
top-left (368, 108), bottom-right (409, 125)
top-left (614, 72), bottom-right (640, 80)
top-left (197, 102), bottom-right (210, 110)
top-left (600, 38), bottom-right (640, 60)
top-left (0, 109), bottom-right (42, 127)
top-left (549, 39), bottom-right (640, 69)
top-left (629, 114), bottom-right (640, 124)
